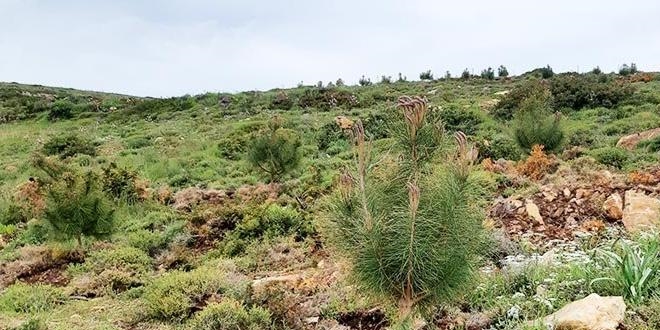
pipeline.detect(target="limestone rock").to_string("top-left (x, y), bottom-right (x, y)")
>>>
top-left (540, 294), bottom-right (625, 330)
top-left (603, 193), bottom-right (623, 220)
top-left (617, 127), bottom-right (660, 150)
top-left (622, 190), bottom-right (660, 232)
top-left (525, 201), bottom-right (544, 225)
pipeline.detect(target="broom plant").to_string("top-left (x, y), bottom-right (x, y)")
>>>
top-left (327, 96), bottom-right (486, 327)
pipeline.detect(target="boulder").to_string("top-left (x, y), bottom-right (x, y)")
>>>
top-left (540, 294), bottom-right (625, 330)
top-left (616, 127), bottom-right (660, 150)
top-left (622, 190), bottom-right (660, 232)
top-left (525, 201), bottom-right (544, 225)
top-left (603, 193), bottom-right (623, 220)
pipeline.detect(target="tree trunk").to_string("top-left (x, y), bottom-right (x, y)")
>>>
top-left (76, 234), bottom-right (83, 248)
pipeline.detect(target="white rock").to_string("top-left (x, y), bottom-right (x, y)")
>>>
top-left (540, 294), bottom-right (625, 330)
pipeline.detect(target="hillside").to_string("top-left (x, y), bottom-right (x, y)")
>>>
top-left (1, 69), bottom-right (660, 330)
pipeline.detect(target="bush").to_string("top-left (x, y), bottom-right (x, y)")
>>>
top-left (79, 246), bottom-right (152, 275)
top-left (185, 298), bottom-right (272, 330)
top-left (492, 79), bottom-right (548, 120)
top-left (538, 65), bottom-right (554, 78)
top-left (513, 92), bottom-right (564, 153)
top-left (550, 74), bottom-right (634, 110)
top-left (247, 117), bottom-right (301, 182)
top-left (101, 163), bottom-right (141, 203)
top-left (497, 65), bottom-right (509, 78)
top-left (481, 67), bottom-right (495, 80)
top-left (47, 99), bottom-right (74, 121)
top-left (477, 133), bottom-right (521, 161)
top-left (316, 121), bottom-right (348, 153)
top-left (461, 68), bottom-right (471, 80)
top-left (32, 156), bottom-right (115, 246)
top-left (380, 75), bottom-right (392, 84)
top-left (0, 283), bottom-right (65, 313)
top-left (637, 136), bottom-right (660, 152)
top-left (327, 97), bottom-right (486, 326)
top-left (42, 133), bottom-right (97, 159)
top-left (419, 70), bottom-right (434, 80)
top-left (439, 106), bottom-right (483, 135)
top-left (358, 75), bottom-right (372, 86)
top-left (592, 66), bottom-right (602, 75)
top-left (590, 147), bottom-right (629, 169)
top-left (269, 91), bottom-right (293, 110)
top-left (142, 262), bottom-right (249, 322)
top-left (619, 63), bottom-right (638, 76)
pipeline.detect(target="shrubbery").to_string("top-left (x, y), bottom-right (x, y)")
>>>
top-left (513, 90), bottom-right (564, 153)
top-left (498, 65), bottom-right (509, 77)
top-left (481, 67), bottom-right (495, 80)
top-left (101, 163), bottom-right (142, 203)
top-left (477, 133), bottom-right (521, 161)
top-left (247, 116), bottom-right (301, 182)
top-left (439, 106), bottom-right (483, 135)
top-left (590, 147), bottom-right (629, 169)
top-left (0, 283), bottom-right (65, 313)
top-left (419, 70), bottom-right (433, 80)
top-left (492, 79), bottom-right (548, 120)
top-left (47, 99), bottom-right (75, 121)
top-left (185, 298), bottom-right (272, 330)
top-left (550, 74), bottom-right (634, 110)
top-left (42, 133), bottom-right (97, 159)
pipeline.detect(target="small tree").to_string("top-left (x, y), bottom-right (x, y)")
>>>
top-left (419, 70), bottom-right (433, 80)
top-left (461, 68), bottom-right (471, 80)
top-left (381, 75), bottom-right (392, 84)
top-left (592, 66), bottom-right (602, 75)
top-left (397, 73), bottom-right (407, 82)
top-left (513, 90), bottom-right (564, 153)
top-left (444, 71), bottom-right (451, 79)
top-left (358, 75), bottom-right (372, 86)
top-left (247, 116), bottom-right (301, 182)
top-left (336, 78), bottom-right (345, 86)
top-left (497, 65), bottom-right (509, 77)
top-left (539, 65), bottom-right (554, 78)
top-left (481, 67), bottom-right (495, 80)
top-left (32, 156), bottom-right (115, 247)
top-left (327, 96), bottom-right (485, 327)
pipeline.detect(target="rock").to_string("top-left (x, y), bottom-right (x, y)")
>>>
top-left (525, 201), bottom-right (545, 225)
top-left (563, 188), bottom-right (571, 198)
top-left (603, 193), bottom-right (623, 220)
top-left (304, 316), bottom-right (320, 324)
top-left (616, 127), bottom-right (660, 150)
top-left (251, 273), bottom-right (303, 291)
top-left (540, 294), bottom-right (625, 330)
top-left (494, 90), bottom-right (510, 95)
top-left (622, 190), bottom-right (660, 232)
top-left (465, 313), bottom-right (491, 330)
top-left (334, 116), bottom-right (354, 129)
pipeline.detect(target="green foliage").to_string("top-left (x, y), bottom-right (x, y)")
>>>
top-left (247, 117), bottom-right (302, 182)
top-left (32, 156), bottom-right (115, 246)
top-left (637, 136), bottom-right (660, 152)
top-left (327, 97), bottom-right (486, 323)
top-left (269, 92), bottom-right (293, 110)
top-left (381, 75), bottom-right (392, 84)
top-left (590, 147), bottom-right (629, 169)
top-left (359, 75), bottom-right (372, 86)
top-left (461, 68), bottom-right (471, 80)
top-left (513, 92), bottom-right (564, 153)
top-left (538, 65), bottom-right (554, 78)
top-left (592, 66), bottom-right (602, 74)
top-left (101, 163), bottom-right (140, 203)
top-left (550, 74), bottom-right (634, 110)
top-left (47, 99), bottom-right (74, 121)
top-left (0, 283), bottom-right (65, 313)
top-left (10, 318), bottom-right (47, 330)
top-left (477, 133), bottom-right (521, 161)
top-left (591, 238), bottom-right (660, 304)
top-left (497, 65), bottom-right (509, 77)
top-left (42, 133), bottom-right (97, 159)
top-left (419, 70), bottom-right (433, 80)
top-left (0, 200), bottom-right (28, 225)
top-left (77, 246), bottom-right (152, 275)
top-left (493, 79), bottom-right (548, 120)
top-left (619, 63), bottom-right (638, 76)
top-left (142, 262), bottom-right (249, 322)
top-left (481, 67), bottom-right (495, 80)
top-left (316, 121), bottom-right (348, 153)
top-left (185, 298), bottom-right (272, 330)
top-left (439, 106), bottom-right (483, 135)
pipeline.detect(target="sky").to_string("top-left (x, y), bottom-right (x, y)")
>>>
top-left (0, 0), bottom-right (659, 97)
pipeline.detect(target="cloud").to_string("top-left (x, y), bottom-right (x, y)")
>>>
top-left (0, 0), bottom-right (658, 96)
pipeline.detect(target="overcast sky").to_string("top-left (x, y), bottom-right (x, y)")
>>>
top-left (0, 0), bottom-right (659, 97)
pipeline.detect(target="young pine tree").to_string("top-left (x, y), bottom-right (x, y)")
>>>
top-left (247, 116), bottom-right (302, 182)
top-left (513, 89), bottom-right (564, 153)
top-left (327, 96), bottom-right (486, 327)
top-left (32, 155), bottom-right (115, 247)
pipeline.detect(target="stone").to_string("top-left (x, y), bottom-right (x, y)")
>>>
top-left (622, 190), bottom-right (660, 232)
top-left (603, 193), bottom-right (624, 220)
top-left (540, 294), bottom-right (625, 330)
top-left (525, 201), bottom-right (544, 225)
top-left (563, 188), bottom-right (571, 198)
top-left (616, 127), bottom-right (660, 150)
top-left (465, 312), bottom-right (491, 330)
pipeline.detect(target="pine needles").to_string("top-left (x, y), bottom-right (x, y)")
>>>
top-left (327, 96), bottom-right (486, 326)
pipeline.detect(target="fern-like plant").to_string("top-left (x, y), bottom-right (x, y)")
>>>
top-left (513, 90), bottom-right (564, 153)
top-left (32, 155), bottom-right (115, 247)
top-left (327, 96), bottom-right (485, 327)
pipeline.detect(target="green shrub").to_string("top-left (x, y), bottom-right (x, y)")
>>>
top-left (492, 79), bottom-right (548, 120)
top-left (124, 136), bottom-right (152, 149)
top-left (101, 163), bottom-right (140, 202)
top-left (327, 97), bottom-right (486, 326)
top-left (42, 133), bottom-right (97, 159)
top-left (477, 133), bottom-right (521, 161)
top-left (247, 116), bottom-right (301, 182)
top-left (32, 156), bottom-right (115, 246)
top-left (550, 74), bottom-right (634, 110)
top-left (0, 201), bottom-right (29, 225)
top-left (79, 246), bottom-right (152, 275)
top-left (497, 65), bottom-right (509, 78)
top-left (619, 63), bottom-right (638, 76)
top-left (142, 262), bottom-right (249, 322)
top-left (419, 70), bottom-right (433, 80)
top-left (185, 298), bottom-right (272, 330)
top-left (481, 67), bottom-right (495, 80)
top-left (590, 147), bottom-right (629, 169)
top-left (637, 136), bottom-right (660, 152)
top-left (316, 121), bottom-right (347, 153)
top-left (439, 106), bottom-right (483, 135)
top-left (513, 92), bottom-right (564, 153)
top-left (0, 283), bottom-right (65, 313)
top-left (10, 318), bottom-right (46, 330)
top-left (461, 68), bottom-right (471, 79)
top-left (217, 136), bottom-right (247, 160)
top-left (269, 91), bottom-right (293, 110)
top-left (47, 99), bottom-right (74, 121)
